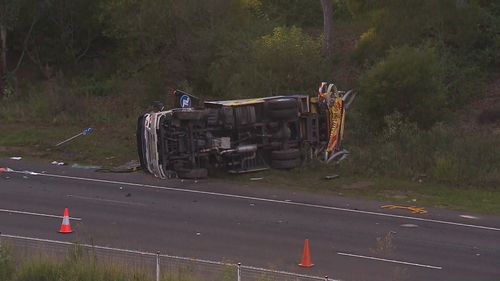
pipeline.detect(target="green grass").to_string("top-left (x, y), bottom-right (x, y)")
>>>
top-left (0, 123), bottom-right (137, 167)
top-left (0, 243), bottom-right (202, 281)
top-left (222, 164), bottom-right (500, 214)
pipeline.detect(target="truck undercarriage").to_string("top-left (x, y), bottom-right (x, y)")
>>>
top-left (137, 83), bottom-right (355, 179)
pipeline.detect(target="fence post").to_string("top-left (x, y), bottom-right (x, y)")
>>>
top-left (237, 262), bottom-right (241, 281)
top-left (156, 251), bottom-right (160, 281)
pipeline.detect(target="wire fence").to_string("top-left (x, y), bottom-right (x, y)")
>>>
top-left (0, 233), bottom-right (334, 281)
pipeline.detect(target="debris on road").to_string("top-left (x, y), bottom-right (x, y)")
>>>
top-left (250, 177), bottom-right (264, 181)
top-left (460, 214), bottom-right (479, 219)
top-left (9, 156), bottom-right (22, 160)
top-left (324, 174), bottom-right (339, 180)
top-left (55, 127), bottom-right (93, 147)
top-left (51, 161), bottom-right (66, 166)
top-left (400, 224), bottom-right (419, 228)
top-left (0, 167), bottom-right (7, 172)
top-left (71, 163), bottom-right (102, 170)
top-left (96, 160), bottom-right (141, 173)
top-left (381, 205), bottom-right (428, 214)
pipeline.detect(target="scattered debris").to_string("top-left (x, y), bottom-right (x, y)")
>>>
top-left (381, 205), bottom-right (428, 214)
top-left (249, 203), bottom-right (255, 206)
top-left (196, 232), bottom-right (201, 236)
top-left (460, 215), bottom-right (479, 219)
top-left (51, 161), bottom-right (66, 166)
top-left (71, 163), bottom-right (102, 170)
top-left (55, 127), bottom-right (94, 147)
top-left (324, 174), bottom-right (339, 180)
top-left (400, 224), bottom-right (419, 228)
top-left (96, 160), bottom-right (141, 173)
top-left (250, 177), bottom-right (264, 181)
top-left (9, 157), bottom-right (22, 160)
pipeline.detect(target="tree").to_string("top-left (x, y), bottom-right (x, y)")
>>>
top-left (320, 0), bottom-right (333, 58)
top-left (0, 0), bottom-right (20, 98)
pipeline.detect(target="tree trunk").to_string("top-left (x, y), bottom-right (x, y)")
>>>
top-left (320, 0), bottom-right (333, 59)
top-left (0, 22), bottom-right (6, 98)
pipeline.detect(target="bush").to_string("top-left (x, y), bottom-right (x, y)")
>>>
top-left (339, 117), bottom-right (500, 187)
top-left (210, 26), bottom-right (323, 98)
top-left (358, 45), bottom-right (447, 128)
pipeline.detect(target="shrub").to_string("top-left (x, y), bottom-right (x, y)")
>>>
top-left (339, 118), bottom-right (500, 187)
top-left (210, 26), bottom-right (323, 98)
top-left (358, 45), bottom-right (447, 128)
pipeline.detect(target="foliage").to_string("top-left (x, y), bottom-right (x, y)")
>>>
top-left (358, 45), bottom-right (447, 128)
top-left (340, 116), bottom-right (500, 188)
top-left (210, 26), bottom-right (323, 97)
top-left (353, 0), bottom-right (498, 130)
top-left (353, 0), bottom-right (498, 64)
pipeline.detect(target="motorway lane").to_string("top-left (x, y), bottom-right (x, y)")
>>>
top-left (1, 160), bottom-right (500, 281)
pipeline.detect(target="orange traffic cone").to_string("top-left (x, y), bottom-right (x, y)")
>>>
top-left (58, 208), bottom-right (73, 234)
top-left (298, 239), bottom-right (314, 268)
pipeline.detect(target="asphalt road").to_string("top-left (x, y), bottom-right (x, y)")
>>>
top-left (1, 158), bottom-right (499, 281)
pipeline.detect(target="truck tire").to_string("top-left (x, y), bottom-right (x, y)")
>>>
top-left (271, 149), bottom-right (301, 161)
top-left (267, 98), bottom-right (298, 110)
top-left (272, 158), bottom-right (301, 169)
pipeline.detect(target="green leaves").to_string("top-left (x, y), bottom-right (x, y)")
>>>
top-left (359, 45), bottom-right (447, 128)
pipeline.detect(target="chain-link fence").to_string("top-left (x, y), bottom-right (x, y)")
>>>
top-left (0, 233), bottom-right (334, 281)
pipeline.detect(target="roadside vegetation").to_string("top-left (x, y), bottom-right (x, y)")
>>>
top-left (1, 0), bottom-right (499, 213)
top-left (0, 243), bottom-right (237, 281)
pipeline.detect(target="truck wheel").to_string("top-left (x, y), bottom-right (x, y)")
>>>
top-left (271, 149), bottom-right (301, 161)
top-left (272, 158), bottom-right (301, 169)
top-left (267, 98), bottom-right (298, 110)
top-left (267, 98), bottom-right (299, 120)
top-left (176, 168), bottom-right (208, 179)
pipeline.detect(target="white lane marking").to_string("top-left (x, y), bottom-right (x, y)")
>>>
top-left (337, 252), bottom-right (442, 270)
top-left (67, 194), bottom-right (146, 206)
top-left (9, 169), bottom-right (500, 232)
top-left (0, 208), bottom-right (82, 221)
top-left (1, 233), bottom-right (329, 281)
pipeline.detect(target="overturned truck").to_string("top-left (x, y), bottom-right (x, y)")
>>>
top-left (137, 82), bottom-right (356, 179)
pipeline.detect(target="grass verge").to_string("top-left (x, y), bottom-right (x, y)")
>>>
top-left (0, 242), bottom-right (226, 281)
